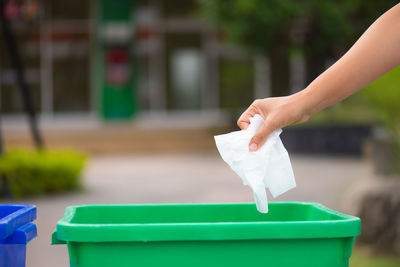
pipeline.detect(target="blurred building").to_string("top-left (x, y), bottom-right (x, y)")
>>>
top-left (0, 0), bottom-right (305, 119)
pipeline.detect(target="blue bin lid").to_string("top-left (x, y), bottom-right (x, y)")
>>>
top-left (0, 204), bottom-right (37, 241)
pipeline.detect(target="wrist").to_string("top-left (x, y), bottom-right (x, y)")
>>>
top-left (289, 89), bottom-right (316, 121)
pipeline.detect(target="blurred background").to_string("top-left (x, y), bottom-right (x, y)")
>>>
top-left (0, 0), bottom-right (400, 266)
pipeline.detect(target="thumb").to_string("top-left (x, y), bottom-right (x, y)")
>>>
top-left (249, 121), bottom-right (275, 152)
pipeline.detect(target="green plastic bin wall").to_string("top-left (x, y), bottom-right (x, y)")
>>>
top-left (52, 202), bottom-right (361, 267)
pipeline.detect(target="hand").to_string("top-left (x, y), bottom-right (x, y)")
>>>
top-left (241, 4), bottom-right (400, 151)
top-left (237, 94), bottom-right (311, 152)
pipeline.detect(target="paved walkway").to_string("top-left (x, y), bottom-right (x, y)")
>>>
top-left (2, 153), bottom-right (374, 267)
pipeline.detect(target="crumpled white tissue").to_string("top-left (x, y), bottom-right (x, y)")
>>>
top-left (214, 114), bottom-right (296, 213)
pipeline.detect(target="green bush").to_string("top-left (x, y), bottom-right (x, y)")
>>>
top-left (304, 90), bottom-right (379, 126)
top-left (0, 149), bottom-right (87, 198)
top-left (362, 66), bottom-right (400, 170)
top-left (363, 66), bottom-right (400, 140)
top-left (304, 67), bottom-right (400, 128)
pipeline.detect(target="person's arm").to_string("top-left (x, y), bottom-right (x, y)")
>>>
top-left (238, 3), bottom-right (400, 152)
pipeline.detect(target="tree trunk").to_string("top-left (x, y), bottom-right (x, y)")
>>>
top-left (304, 46), bottom-right (326, 85)
top-left (267, 30), bottom-right (291, 97)
top-left (304, 21), bottom-right (328, 86)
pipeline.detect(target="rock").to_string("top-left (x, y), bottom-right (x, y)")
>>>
top-left (357, 180), bottom-right (400, 254)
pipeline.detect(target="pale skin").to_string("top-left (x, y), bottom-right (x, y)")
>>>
top-left (238, 3), bottom-right (400, 152)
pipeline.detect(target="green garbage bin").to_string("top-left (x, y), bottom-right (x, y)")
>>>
top-left (52, 202), bottom-right (361, 267)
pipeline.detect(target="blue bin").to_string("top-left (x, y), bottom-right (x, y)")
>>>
top-left (0, 204), bottom-right (37, 267)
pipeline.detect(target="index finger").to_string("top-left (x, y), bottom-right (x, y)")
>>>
top-left (237, 105), bottom-right (257, 130)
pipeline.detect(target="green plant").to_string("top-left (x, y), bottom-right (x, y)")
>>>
top-left (0, 149), bottom-right (87, 198)
top-left (363, 66), bottom-right (400, 143)
top-left (304, 90), bottom-right (379, 126)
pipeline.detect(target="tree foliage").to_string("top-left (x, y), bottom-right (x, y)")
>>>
top-left (200, 0), bottom-right (301, 54)
top-left (199, 0), bottom-right (398, 97)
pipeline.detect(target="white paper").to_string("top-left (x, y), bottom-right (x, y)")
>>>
top-left (214, 114), bottom-right (296, 213)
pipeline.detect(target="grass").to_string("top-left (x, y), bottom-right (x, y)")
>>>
top-left (350, 246), bottom-right (400, 267)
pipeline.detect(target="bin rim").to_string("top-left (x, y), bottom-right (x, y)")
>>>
top-left (53, 202), bottom-right (361, 243)
top-left (0, 222), bottom-right (37, 244)
top-left (0, 204), bottom-right (37, 241)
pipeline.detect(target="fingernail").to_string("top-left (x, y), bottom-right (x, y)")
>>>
top-left (249, 143), bottom-right (258, 152)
